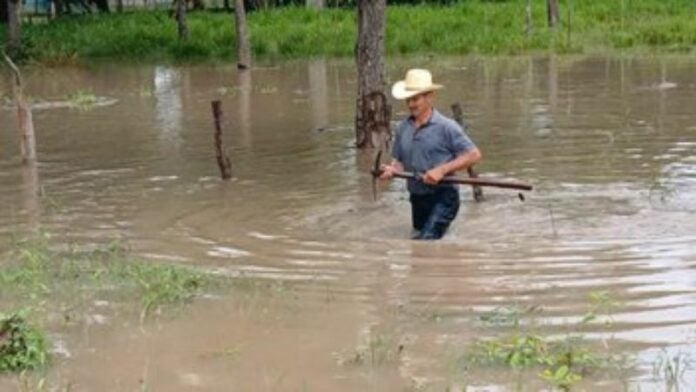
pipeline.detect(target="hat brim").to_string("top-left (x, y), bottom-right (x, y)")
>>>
top-left (391, 81), bottom-right (443, 100)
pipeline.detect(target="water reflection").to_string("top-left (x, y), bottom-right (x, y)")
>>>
top-left (308, 59), bottom-right (329, 131)
top-left (154, 66), bottom-right (183, 146)
top-left (21, 162), bottom-right (41, 230)
top-left (237, 69), bottom-right (252, 147)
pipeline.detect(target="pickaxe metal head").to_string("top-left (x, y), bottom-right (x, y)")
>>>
top-left (371, 150), bottom-right (383, 201)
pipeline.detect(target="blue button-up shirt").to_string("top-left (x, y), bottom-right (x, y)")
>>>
top-left (392, 109), bottom-right (476, 195)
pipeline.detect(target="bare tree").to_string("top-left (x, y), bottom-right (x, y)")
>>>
top-left (547, 0), bottom-right (559, 30)
top-left (234, 0), bottom-right (251, 69)
top-left (6, 0), bottom-right (21, 57)
top-left (4, 52), bottom-right (37, 163)
top-left (355, 0), bottom-right (390, 149)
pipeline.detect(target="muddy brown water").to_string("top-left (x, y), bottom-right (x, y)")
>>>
top-left (1, 55), bottom-right (695, 391)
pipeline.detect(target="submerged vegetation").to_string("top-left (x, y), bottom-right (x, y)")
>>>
top-left (460, 291), bottom-right (631, 390)
top-left (0, 235), bottom-right (215, 317)
top-left (1, 0), bottom-right (695, 64)
top-left (335, 330), bottom-right (403, 368)
top-left (465, 333), bottom-right (609, 390)
top-left (0, 233), bottom-right (296, 379)
top-left (65, 90), bottom-right (100, 110)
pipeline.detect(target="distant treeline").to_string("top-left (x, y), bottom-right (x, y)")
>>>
top-left (1, 1), bottom-right (695, 64)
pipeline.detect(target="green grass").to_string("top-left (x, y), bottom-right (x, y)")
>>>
top-left (459, 290), bottom-right (632, 390)
top-left (0, 235), bottom-right (217, 318)
top-left (465, 334), bottom-right (600, 390)
top-left (0, 310), bottom-right (49, 374)
top-left (1, 0), bottom-right (695, 64)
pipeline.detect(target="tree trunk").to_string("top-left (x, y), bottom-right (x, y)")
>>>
top-left (306, 0), bottom-right (323, 9)
top-left (547, 0), bottom-right (559, 30)
top-left (6, 0), bottom-right (21, 57)
top-left (234, 0), bottom-right (251, 69)
top-left (355, 0), bottom-right (389, 149)
top-left (51, 0), bottom-right (65, 16)
top-left (223, 0), bottom-right (231, 12)
top-left (4, 53), bottom-right (37, 164)
top-left (175, 0), bottom-right (189, 40)
top-left (525, 0), bottom-right (533, 36)
top-left (116, 0), bottom-right (123, 13)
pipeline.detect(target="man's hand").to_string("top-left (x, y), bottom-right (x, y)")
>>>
top-left (379, 163), bottom-right (398, 180)
top-left (423, 166), bottom-right (446, 185)
top-left (422, 149), bottom-right (482, 185)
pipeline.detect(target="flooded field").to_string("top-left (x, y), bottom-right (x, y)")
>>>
top-left (1, 55), bottom-right (695, 391)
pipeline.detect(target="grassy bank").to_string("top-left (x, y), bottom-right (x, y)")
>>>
top-left (1, 0), bottom-right (695, 64)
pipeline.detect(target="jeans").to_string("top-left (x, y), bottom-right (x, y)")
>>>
top-left (409, 187), bottom-right (460, 240)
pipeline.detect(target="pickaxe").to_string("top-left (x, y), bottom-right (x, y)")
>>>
top-left (370, 150), bottom-right (533, 201)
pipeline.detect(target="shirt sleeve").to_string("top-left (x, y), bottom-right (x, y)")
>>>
top-left (446, 121), bottom-right (476, 155)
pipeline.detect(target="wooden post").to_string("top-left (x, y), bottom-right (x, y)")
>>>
top-left (4, 52), bottom-right (36, 164)
top-left (211, 100), bottom-right (232, 180)
top-left (234, 0), bottom-right (251, 69)
top-left (355, 0), bottom-right (389, 149)
top-left (547, 0), bottom-right (559, 30)
top-left (451, 102), bottom-right (483, 202)
top-left (175, 0), bottom-right (189, 40)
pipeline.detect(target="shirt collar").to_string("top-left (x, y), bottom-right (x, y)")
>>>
top-left (408, 108), bottom-right (442, 128)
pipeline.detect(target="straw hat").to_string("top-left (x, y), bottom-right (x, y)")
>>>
top-left (391, 69), bottom-right (443, 100)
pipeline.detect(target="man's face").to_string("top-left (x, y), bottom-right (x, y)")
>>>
top-left (406, 92), bottom-right (433, 118)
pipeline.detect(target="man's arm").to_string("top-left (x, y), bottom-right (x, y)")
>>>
top-left (423, 148), bottom-right (482, 185)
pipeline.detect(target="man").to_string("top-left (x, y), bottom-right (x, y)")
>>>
top-left (379, 69), bottom-right (482, 240)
